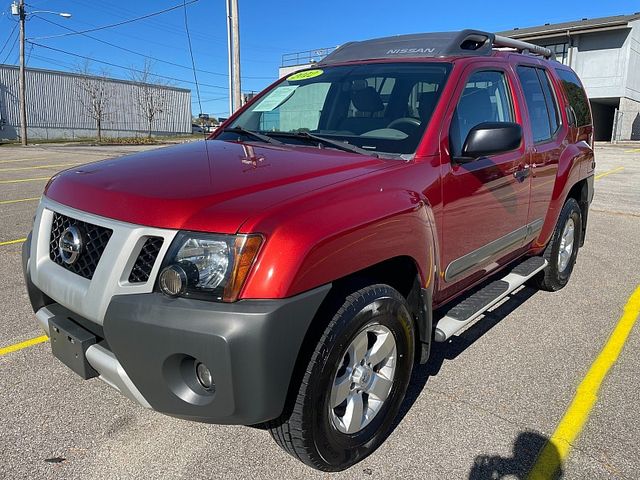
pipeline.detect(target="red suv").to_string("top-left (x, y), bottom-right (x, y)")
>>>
top-left (23, 30), bottom-right (594, 471)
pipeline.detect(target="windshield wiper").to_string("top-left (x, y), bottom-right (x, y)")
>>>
top-left (222, 126), bottom-right (284, 145)
top-left (268, 131), bottom-right (379, 157)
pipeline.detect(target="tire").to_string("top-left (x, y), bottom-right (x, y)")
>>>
top-left (535, 198), bottom-right (582, 291)
top-left (268, 284), bottom-right (415, 471)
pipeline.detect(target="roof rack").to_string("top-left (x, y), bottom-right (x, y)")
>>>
top-left (318, 30), bottom-right (554, 66)
top-left (493, 35), bottom-right (553, 58)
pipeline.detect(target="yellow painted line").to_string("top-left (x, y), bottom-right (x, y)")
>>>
top-left (624, 148), bottom-right (640, 153)
top-left (0, 197), bottom-right (39, 205)
top-left (0, 176), bottom-right (50, 184)
top-left (594, 166), bottom-right (624, 180)
top-left (0, 335), bottom-right (49, 356)
top-left (0, 162), bottom-right (78, 172)
top-left (0, 237), bottom-right (27, 246)
top-left (528, 285), bottom-right (640, 480)
top-left (0, 157), bottom-right (51, 165)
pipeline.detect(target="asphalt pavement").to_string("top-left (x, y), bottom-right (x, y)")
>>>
top-left (0, 142), bottom-right (638, 479)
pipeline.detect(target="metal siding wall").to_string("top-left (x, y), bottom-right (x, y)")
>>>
top-left (0, 65), bottom-right (191, 139)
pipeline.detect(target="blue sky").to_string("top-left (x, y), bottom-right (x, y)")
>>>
top-left (1, 0), bottom-right (638, 118)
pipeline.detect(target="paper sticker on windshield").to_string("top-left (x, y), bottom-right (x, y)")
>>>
top-left (288, 69), bottom-right (323, 81)
top-left (253, 85), bottom-right (299, 112)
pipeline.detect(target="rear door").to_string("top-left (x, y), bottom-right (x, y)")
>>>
top-left (439, 63), bottom-right (530, 296)
top-left (514, 64), bottom-right (564, 233)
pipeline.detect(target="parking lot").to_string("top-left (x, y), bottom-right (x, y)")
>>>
top-left (0, 142), bottom-right (638, 479)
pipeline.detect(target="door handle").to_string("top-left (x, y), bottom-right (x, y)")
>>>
top-left (513, 165), bottom-right (531, 181)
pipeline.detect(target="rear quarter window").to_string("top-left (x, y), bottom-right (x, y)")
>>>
top-left (555, 69), bottom-right (591, 127)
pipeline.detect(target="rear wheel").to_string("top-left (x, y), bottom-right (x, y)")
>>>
top-left (268, 284), bottom-right (415, 471)
top-left (535, 198), bottom-right (582, 291)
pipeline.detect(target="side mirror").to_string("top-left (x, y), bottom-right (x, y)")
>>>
top-left (455, 122), bottom-right (522, 163)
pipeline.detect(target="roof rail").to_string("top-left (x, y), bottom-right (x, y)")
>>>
top-left (493, 35), bottom-right (554, 59)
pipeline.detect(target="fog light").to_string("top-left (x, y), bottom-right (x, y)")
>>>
top-left (159, 264), bottom-right (187, 297)
top-left (196, 362), bottom-right (214, 391)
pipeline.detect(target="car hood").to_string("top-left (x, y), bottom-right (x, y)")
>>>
top-left (44, 140), bottom-right (392, 233)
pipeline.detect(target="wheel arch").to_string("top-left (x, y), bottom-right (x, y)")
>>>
top-left (565, 177), bottom-right (590, 247)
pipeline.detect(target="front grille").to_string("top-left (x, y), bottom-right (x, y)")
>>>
top-left (128, 237), bottom-right (164, 283)
top-left (49, 212), bottom-right (113, 280)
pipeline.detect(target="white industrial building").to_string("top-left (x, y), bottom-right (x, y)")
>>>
top-left (0, 64), bottom-right (192, 141)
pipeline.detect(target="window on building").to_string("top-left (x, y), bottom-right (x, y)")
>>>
top-left (449, 70), bottom-right (514, 157)
top-left (555, 69), bottom-right (592, 127)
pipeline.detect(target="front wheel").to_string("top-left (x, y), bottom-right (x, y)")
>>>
top-left (268, 284), bottom-right (415, 471)
top-left (535, 197), bottom-right (582, 291)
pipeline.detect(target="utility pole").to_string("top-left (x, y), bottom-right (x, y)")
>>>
top-left (18, 0), bottom-right (27, 146)
top-left (225, 0), bottom-right (233, 116)
top-left (11, 4), bottom-right (70, 146)
top-left (230, 0), bottom-right (241, 113)
top-left (226, 0), bottom-right (241, 114)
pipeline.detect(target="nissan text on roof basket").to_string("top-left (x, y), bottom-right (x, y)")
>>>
top-left (23, 30), bottom-right (594, 471)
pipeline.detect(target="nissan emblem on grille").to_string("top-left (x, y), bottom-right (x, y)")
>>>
top-left (58, 225), bottom-right (84, 265)
top-left (49, 212), bottom-right (113, 279)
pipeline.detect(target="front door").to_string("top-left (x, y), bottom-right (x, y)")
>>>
top-left (439, 65), bottom-right (531, 299)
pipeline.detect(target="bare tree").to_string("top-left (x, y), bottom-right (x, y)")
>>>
top-left (130, 60), bottom-right (172, 138)
top-left (74, 61), bottom-right (112, 142)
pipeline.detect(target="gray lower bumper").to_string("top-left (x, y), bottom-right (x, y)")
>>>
top-left (35, 305), bottom-right (151, 408)
top-left (102, 288), bottom-right (330, 425)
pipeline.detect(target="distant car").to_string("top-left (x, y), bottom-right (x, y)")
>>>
top-left (191, 123), bottom-right (206, 134)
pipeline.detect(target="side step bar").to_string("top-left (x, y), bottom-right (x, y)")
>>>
top-left (434, 257), bottom-right (547, 342)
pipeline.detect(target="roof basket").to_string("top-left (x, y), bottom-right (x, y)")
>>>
top-left (317, 30), bottom-right (554, 66)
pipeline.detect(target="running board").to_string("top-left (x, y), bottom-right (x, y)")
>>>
top-left (434, 257), bottom-right (547, 342)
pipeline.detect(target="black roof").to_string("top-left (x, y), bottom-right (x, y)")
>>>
top-left (499, 13), bottom-right (640, 39)
top-left (318, 30), bottom-right (495, 65)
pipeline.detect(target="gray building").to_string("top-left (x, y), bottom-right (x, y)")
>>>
top-left (0, 64), bottom-right (192, 141)
top-left (500, 13), bottom-right (640, 141)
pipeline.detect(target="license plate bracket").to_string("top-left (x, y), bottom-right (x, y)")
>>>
top-left (49, 316), bottom-right (98, 379)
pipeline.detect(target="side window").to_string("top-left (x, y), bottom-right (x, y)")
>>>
top-left (450, 70), bottom-right (513, 157)
top-left (556, 69), bottom-right (592, 127)
top-left (537, 69), bottom-right (560, 136)
top-left (517, 66), bottom-right (552, 143)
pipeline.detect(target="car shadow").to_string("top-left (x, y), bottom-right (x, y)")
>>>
top-left (468, 430), bottom-right (563, 479)
top-left (393, 284), bottom-right (539, 429)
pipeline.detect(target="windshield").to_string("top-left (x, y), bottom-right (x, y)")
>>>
top-left (221, 62), bottom-right (451, 156)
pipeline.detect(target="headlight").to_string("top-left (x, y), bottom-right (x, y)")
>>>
top-left (158, 232), bottom-right (262, 302)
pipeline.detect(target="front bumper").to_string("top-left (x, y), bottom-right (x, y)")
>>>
top-left (23, 234), bottom-right (331, 425)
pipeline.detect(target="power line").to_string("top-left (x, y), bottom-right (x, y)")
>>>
top-left (26, 8), bottom-right (278, 65)
top-left (32, 15), bottom-right (275, 81)
top-left (182, 0), bottom-right (204, 115)
top-left (200, 96), bottom-right (229, 103)
top-left (1, 29), bottom-right (19, 64)
top-left (28, 0), bottom-right (200, 40)
top-left (27, 41), bottom-right (228, 90)
top-left (0, 21), bottom-right (18, 57)
top-left (70, 0), bottom-right (290, 53)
